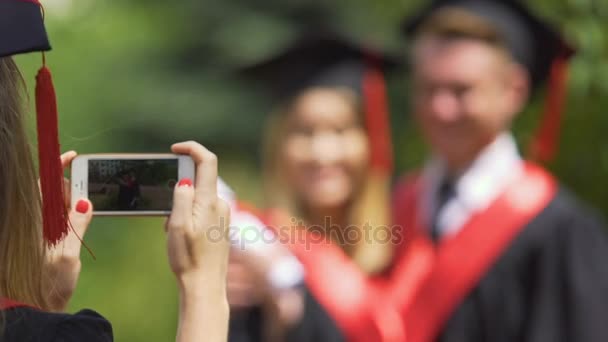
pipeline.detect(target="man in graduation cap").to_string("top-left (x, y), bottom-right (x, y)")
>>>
top-left (392, 0), bottom-right (608, 341)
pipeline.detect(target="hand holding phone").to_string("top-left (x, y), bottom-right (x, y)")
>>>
top-left (67, 142), bottom-right (231, 341)
top-left (166, 141), bottom-right (231, 342)
top-left (71, 154), bottom-right (195, 216)
top-left (44, 151), bottom-right (95, 312)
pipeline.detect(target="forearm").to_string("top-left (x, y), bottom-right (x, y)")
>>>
top-left (177, 275), bottom-right (229, 342)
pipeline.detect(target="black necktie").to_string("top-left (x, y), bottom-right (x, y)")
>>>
top-left (431, 179), bottom-right (456, 242)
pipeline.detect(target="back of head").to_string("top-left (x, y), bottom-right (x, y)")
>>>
top-left (0, 57), bottom-right (47, 309)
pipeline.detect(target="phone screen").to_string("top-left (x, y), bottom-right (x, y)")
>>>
top-left (88, 159), bottom-right (178, 212)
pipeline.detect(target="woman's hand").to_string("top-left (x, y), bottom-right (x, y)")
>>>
top-left (227, 246), bottom-right (306, 340)
top-left (227, 249), bottom-right (270, 309)
top-left (167, 141), bottom-right (231, 286)
top-left (45, 151), bottom-right (94, 312)
top-left (167, 141), bottom-right (231, 342)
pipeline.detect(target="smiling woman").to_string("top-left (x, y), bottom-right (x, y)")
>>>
top-left (253, 32), bottom-right (398, 275)
top-left (277, 87), bottom-right (370, 227)
top-left (223, 30), bottom-right (405, 342)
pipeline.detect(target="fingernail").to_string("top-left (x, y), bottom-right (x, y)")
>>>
top-left (76, 200), bottom-right (89, 214)
top-left (178, 178), bottom-right (193, 187)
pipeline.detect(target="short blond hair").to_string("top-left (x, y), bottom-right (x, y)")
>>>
top-left (413, 7), bottom-right (511, 56)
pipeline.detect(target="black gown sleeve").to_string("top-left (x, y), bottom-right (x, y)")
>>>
top-left (51, 309), bottom-right (114, 342)
top-left (228, 307), bottom-right (264, 342)
top-left (524, 194), bottom-right (608, 342)
top-left (438, 189), bottom-right (608, 342)
top-left (1, 307), bottom-right (113, 342)
top-left (285, 288), bottom-right (345, 342)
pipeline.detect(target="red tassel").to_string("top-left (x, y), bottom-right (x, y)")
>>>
top-left (36, 63), bottom-right (68, 246)
top-left (528, 53), bottom-right (571, 162)
top-left (362, 56), bottom-right (394, 174)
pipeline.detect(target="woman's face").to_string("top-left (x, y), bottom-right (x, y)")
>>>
top-left (281, 88), bottom-right (370, 211)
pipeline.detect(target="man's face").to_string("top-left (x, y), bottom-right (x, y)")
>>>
top-left (411, 36), bottom-right (526, 168)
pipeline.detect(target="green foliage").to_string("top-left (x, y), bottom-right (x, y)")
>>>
top-left (13, 0), bottom-right (607, 340)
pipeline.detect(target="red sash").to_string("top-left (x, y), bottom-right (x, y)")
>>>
top-left (265, 209), bottom-right (406, 342)
top-left (394, 162), bottom-right (557, 342)
top-left (0, 298), bottom-right (29, 310)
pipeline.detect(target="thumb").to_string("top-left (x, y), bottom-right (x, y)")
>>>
top-left (68, 199), bottom-right (93, 239)
top-left (47, 199), bottom-right (94, 259)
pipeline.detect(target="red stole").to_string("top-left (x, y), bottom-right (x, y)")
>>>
top-left (262, 162), bottom-right (556, 342)
top-left (0, 298), bottom-right (29, 310)
top-left (266, 208), bottom-right (415, 341)
top-left (393, 162), bottom-right (557, 342)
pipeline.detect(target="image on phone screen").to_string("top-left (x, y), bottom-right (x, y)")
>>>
top-left (88, 159), bottom-right (178, 211)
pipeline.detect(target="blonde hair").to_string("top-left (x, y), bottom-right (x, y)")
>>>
top-left (0, 57), bottom-right (49, 309)
top-left (413, 7), bottom-right (511, 58)
top-left (262, 87), bottom-right (394, 274)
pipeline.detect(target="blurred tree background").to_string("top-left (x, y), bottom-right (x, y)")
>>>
top-left (14, 0), bottom-right (607, 340)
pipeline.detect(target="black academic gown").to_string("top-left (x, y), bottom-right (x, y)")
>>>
top-left (1, 307), bottom-right (113, 342)
top-left (284, 289), bottom-right (345, 342)
top-left (228, 288), bottom-right (344, 342)
top-left (228, 307), bottom-right (265, 342)
top-left (437, 188), bottom-right (608, 342)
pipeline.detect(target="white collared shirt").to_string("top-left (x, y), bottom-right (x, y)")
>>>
top-left (420, 133), bottom-right (524, 239)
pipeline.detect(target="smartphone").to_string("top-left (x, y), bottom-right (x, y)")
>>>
top-left (71, 154), bottom-right (195, 216)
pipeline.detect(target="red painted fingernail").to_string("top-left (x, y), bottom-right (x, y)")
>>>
top-left (76, 200), bottom-right (89, 214)
top-left (178, 178), bottom-right (193, 187)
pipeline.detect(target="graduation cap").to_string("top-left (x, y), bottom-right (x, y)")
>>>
top-left (240, 31), bottom-right (398, 174)
top-left (1, 0), bottom-right (68, 245)
top-left (403, 0), bottom-right (575, 162)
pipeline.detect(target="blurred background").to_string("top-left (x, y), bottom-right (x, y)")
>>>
top-left (14, 0), bottom-right (607, 340)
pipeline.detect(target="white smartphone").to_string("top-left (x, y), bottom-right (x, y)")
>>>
top-left (71, 154), bottom-right (195, 216)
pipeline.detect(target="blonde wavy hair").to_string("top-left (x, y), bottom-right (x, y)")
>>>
top-left (0, 57), bottom-right (48, 309)
top-left (262, 88), bottom-right (394, 274)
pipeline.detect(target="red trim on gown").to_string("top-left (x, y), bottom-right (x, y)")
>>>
top-left (0, 298), bottom-right (31, 310)
top-left (264, 162), bottom-right (556, 342)
top-left (396, 162), bottom-right (557, 342)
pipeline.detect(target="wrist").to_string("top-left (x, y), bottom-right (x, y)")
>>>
top-left (178, 280), bottom-right (229, 322)
top-left (178, 271), bottom-right (227, 298)
top-left (179, 288), bottom-right (229, 311)
top-left (176, 284), bottom-right (230, 342)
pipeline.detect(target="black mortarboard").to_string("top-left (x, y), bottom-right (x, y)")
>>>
top-left (241, 31), bottom-right (399, 173)
top-left (0, 0), bottom-right (68, 245)
top-left (0, 0), bottom-right (51, 57)
top-left (402, 0), bottom-right (575, 161)
top-left (241, 31), bottom-right (399, 99)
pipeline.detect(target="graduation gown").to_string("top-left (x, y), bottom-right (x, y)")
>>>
top-left (266, 210), bottom-right (409, 342)
top-left (227, 287), bottom-right (344, 342)
top-left (231, 163), bottom-right (608, 342)
top-left (0, 299), bottom-right (113, 342)
top-left (393, 162), bottom-right (608, 342)
top-left (284, 288), bottom-right (345, 342)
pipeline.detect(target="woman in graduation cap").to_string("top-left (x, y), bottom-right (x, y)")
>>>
top-left (0, 1), bottom-right (231, 341)
top-left (391, 0), bottom-right (608, 341)
top-left (228, 31), bottom-right (411, 341)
